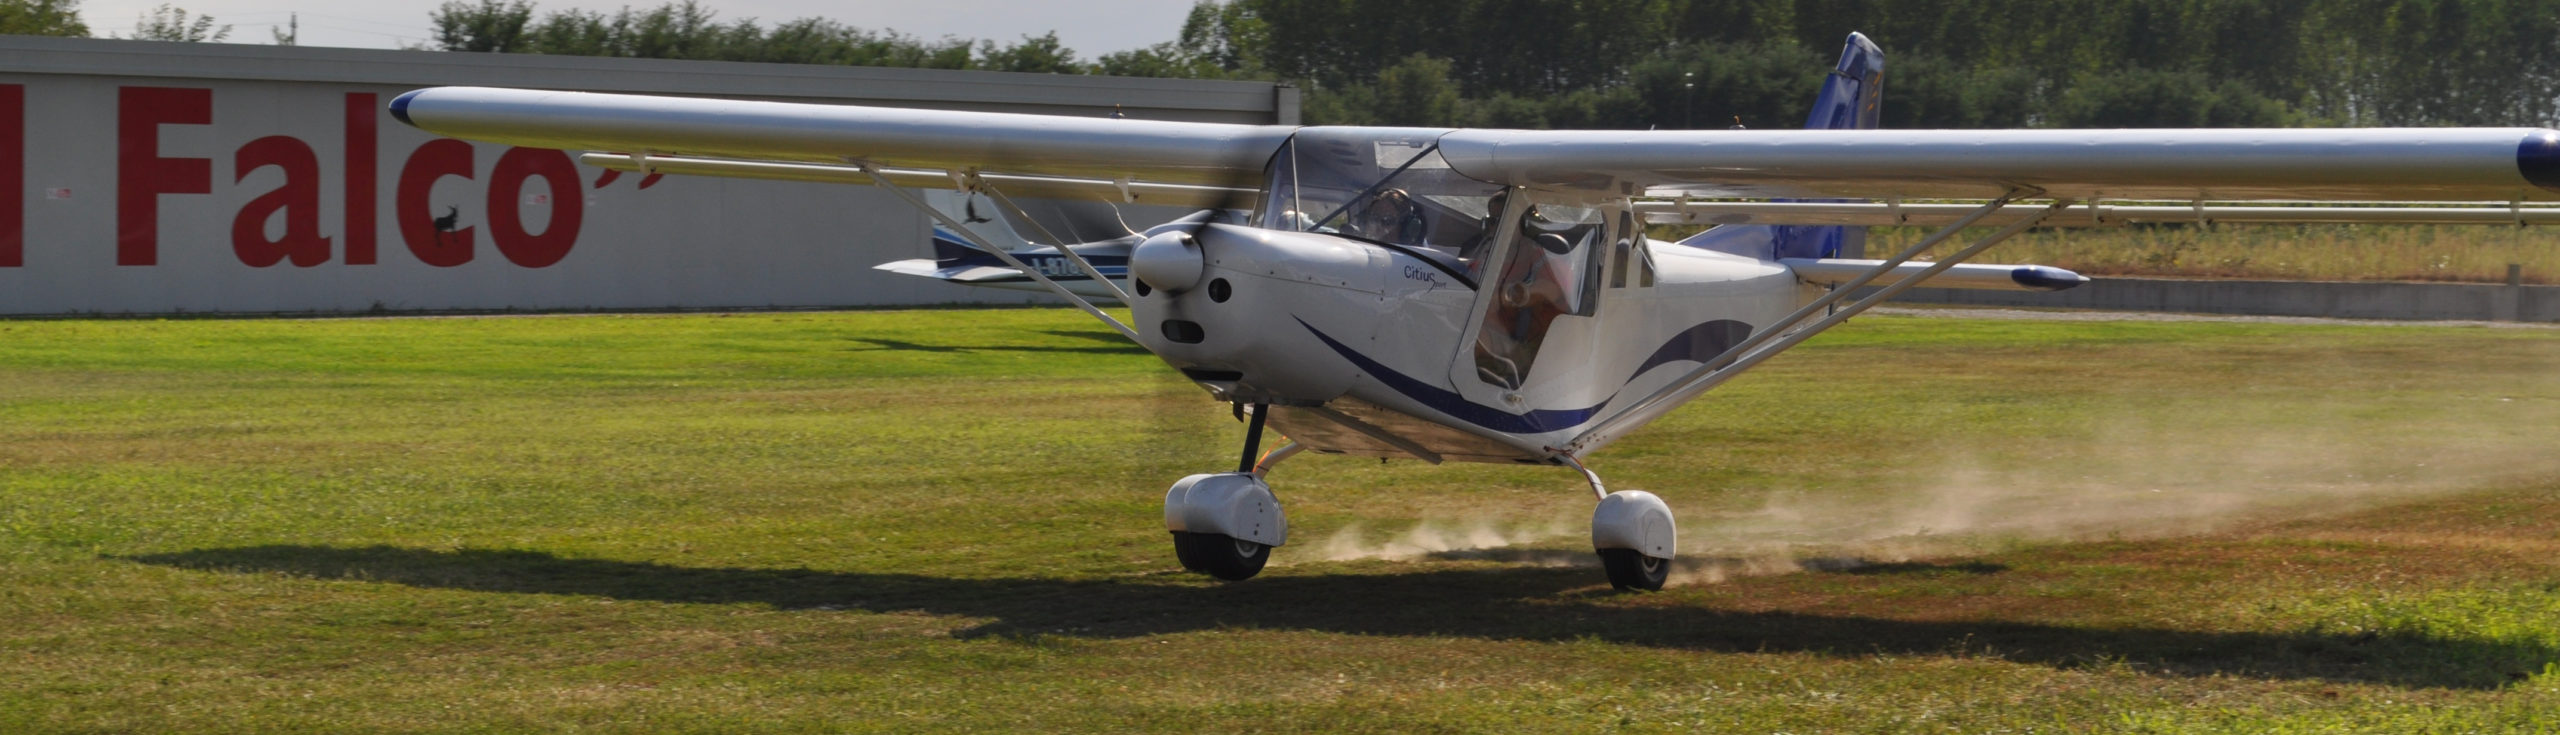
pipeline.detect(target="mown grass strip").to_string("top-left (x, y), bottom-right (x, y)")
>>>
top-left (0, 309), bottom-right (2554, 733)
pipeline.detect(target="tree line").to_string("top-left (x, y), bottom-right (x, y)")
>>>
top-left (7, 0), bottom-right (2557, 129)
top-left (1184, 0), bottom-right (2560, 129)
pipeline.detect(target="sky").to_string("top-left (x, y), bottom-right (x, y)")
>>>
top-left (78, 0), bottom-right (1205, 57)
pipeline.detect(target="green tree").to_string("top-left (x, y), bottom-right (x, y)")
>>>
top-left (432, 0), bottom-right (982, 69)
top-left (432, 0), bottom-right (531, 52)
top-left (618, 0), bottom-right (718, 59)
top-left (1093, 44), bottom-right (1218, 78)
top-left (126, 3), bottom-right (225, 42)
top-left (524, 8), bottom-right (616, 55)
top-left (1365, 53), bottom-right (1462, 126)
top-left (975, 32), bottom-right (1079, 73)
top-left (410, 0), bottom-right (2560, 130)
top-left (1093, 2), bottom-right (1269, 79)
top-left (0, 0), bottom-right (88, 37)
top-left (1672, 0), bottom-right (1796, 44)
top-left (1879, 56), bottom-right (2039, 129)
top-left (2049, 69), bottom-right (2300, 127)
top-left (1625, 41), bottom-right (1823, 130)
top-left (1176, 0), bottom-right (1268, 75)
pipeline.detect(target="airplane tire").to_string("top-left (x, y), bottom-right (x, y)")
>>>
top-left (1182, 532), bottom-right (1269, 581)
top-left (1170, 531), bottom-right (1206, 572)
top-left (1599, 548), bottom-right (1670, 591)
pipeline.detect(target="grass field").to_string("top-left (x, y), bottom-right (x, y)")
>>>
top-left (1886, 224), bottom-right (2560, 285)
top-left (1648, 222), bottom-right (2560, 285)
top-left (3, 308), bottom-right (2557, 733)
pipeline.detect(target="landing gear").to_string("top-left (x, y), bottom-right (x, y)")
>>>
top-left (1171, 530), bottom-right (1270, 580)
top-left (1163, 404), bottom-right (1289, 581)
top-left (1598, 548), bottom-right (1671, 591)
top-left (1171, 530), bottom-right (1206, 571)
top-left (1590, 487), bottom-right (1676, 592)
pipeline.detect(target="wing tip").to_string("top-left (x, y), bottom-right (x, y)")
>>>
top-left (2521, 130), bottom-right (2560, 194)
top-left (388, 89), bottom-right (421, 128)
top-left (2011, 266), bottom-right (2089, 291)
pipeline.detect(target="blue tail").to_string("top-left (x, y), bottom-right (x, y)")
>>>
top-left (1804, 32), bottom-right (1883, 132)
top-left (1678, 33), bottom-right (1883, 260)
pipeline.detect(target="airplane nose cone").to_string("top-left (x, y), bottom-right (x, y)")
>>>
top-left (1131, 231), bottom-right (1205, 292)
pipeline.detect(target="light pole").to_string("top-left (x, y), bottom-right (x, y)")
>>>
top-left (1682, 71), bottom-right (1695, 129)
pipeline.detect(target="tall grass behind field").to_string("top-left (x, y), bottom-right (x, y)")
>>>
top-left (1877, 223), bottom-right (2560, 283)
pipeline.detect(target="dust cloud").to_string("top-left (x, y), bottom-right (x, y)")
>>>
top-left (1312, 516), bottom-right (1580, 563)
top-left (1299, 392), bottom-right (2560, 588)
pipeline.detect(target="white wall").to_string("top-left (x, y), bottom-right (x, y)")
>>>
top-left (0, 37), bottom-right (1295, 315)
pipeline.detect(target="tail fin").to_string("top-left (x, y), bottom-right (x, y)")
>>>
top-left (1804, 32), bottom-right (1883, 132)
top-left (1679, 33), bottom-right (1883, 259)
top-left (924, 189), bottom-right (1041, 264)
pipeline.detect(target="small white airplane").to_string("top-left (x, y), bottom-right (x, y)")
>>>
top-left (873, 189), bottom-right (1241, 302)
top-left (390, 34), bottom-right (2560, 590)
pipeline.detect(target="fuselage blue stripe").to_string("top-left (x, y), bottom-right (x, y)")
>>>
top-left (1297, 318), bottom-right (1605, 435)
top-left (1295, 317), bottom-right (1755, 437)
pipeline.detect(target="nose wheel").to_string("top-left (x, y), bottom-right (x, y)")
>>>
top-left (1163, 404), bottom-right (1289, 581)
top-left (1598, 548), bottom-right (1671, 590)
top-left (1589, 487), bottom-right (1676, 592)
top-left (1171, 530), bottom-right (1271, 580)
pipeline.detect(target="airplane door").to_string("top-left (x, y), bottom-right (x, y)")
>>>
top-left (1446, 193), bottom-right (1613, 406)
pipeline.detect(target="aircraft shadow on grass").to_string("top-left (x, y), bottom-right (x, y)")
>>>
top-left (124, 545), bottom-right (2551, 691)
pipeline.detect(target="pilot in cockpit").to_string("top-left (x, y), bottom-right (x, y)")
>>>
top-left (1350, 188), bottom-right (1426, 245)
top-left (1451, 191), bottom-right (1506, 267)
top-left (1456, 191), bottom-right (1550, 267)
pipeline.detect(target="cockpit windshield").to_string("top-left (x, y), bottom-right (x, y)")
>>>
top-left (1258, 128), bottom-right (1508, 277)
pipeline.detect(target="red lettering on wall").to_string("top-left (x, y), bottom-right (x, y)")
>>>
top-left (0, 85), bottom-right (22, 268)
top-left (343, 93), bottom-right (377, 265)
top-left (231, 136), bottom-right (330, 268)
top-left (487, 148), bottom-right (582, 268)
top-left (396, 138), bottom-right (474, 267)
top-left (116, 87), bottom-right (213, 267)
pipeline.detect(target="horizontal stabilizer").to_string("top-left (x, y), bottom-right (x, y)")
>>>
top-left (1782, 258), bottom-right (2088, 291)
top-left (873, 260), bottom-right (1040, 284)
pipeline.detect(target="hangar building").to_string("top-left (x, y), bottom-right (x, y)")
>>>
top-left (0, 36), bottom-right (1299, 315)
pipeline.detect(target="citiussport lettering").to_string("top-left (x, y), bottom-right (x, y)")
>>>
top-left (1403, 265), bottom-right (1444, 287)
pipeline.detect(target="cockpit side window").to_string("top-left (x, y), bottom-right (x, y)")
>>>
top-left (1254, 139), bottom-right (1300, 231)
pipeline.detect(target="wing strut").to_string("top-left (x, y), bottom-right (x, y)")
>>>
top-left (1563, 193), bottom-right (2073, 455)
top-left (969, 176), bottom-right (1135, 303)
top-left (857, 164), bottom-right (1147, 346)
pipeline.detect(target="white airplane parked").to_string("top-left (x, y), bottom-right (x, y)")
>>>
top-left (872, 189), bottom-right (1241, 302)
top-left (390, 34), bottom-right (2560, 590)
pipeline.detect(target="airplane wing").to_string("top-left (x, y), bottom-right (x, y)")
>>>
top-left (1437, 128), bottom-right (2560, 202)
top-left (391, 86), bottom-right (2560, 208)
top-left (390, 87), bottom-right (1290, 188)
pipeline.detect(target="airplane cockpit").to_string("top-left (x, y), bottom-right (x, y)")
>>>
top-left (1255, 128), bottom-right (1509, 280)
top-left (1255, 128), bottom-right (1618, 391)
